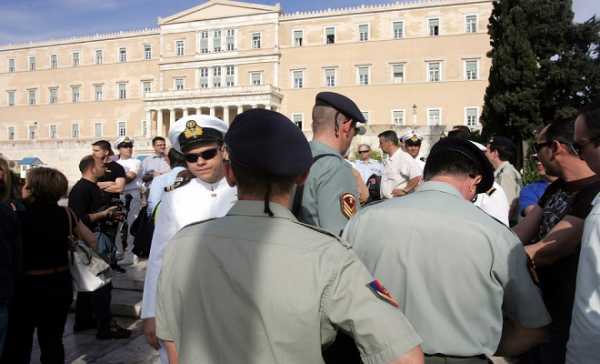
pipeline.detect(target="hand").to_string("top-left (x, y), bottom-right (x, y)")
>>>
top-left (143, 318), bottom-right (160, 350)
top-left (97, 181), bottom-right (112, 190)
top-left (391, 188), bottom-right (408, 197)
top-left (103, 206), bottom-right (118, 220)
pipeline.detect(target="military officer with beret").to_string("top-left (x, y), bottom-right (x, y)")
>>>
top-left (344, 137), bottom-right (551, 363)
top-left (293, 91), bottom-right (366, 236)
top-left (155, 109), bottom-right (424, 364)
top-left (142, 115), bottom-right (236, 363)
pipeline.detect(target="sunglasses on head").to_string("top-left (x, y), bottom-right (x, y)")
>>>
top-left (183, 148), bottom-right (219, 163)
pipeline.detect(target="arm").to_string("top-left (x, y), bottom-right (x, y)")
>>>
top-left (512, 205), bottom-right (543, 243)
top-left (351, 168), bottom-right (369, 204)
top-left (495, 319), bottom-right (547, 356)
top-left (164, 341), bottom-right (178, 364)
top-left (391, 347), bottom-right (424, 364)
top-left (125, 171), bottom-right (137, 184)
top-left (392, 176), bottom-right (421, 197)
top-left (525, 215), bottom-right (584, 267)
top-left (99, 177), bottom-right (126, 193)
top-left (74, 220), bottom-right (97, 250)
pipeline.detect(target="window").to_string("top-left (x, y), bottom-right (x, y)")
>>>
top-left (49, 125), bottom-right (57, 139)
top-left (427, 62), bottom-right (441, 82)
top-left (142, 119), bottom-right (148, 137)
top-left (29, 56), bottom-right (36, 71)
top-left (292, 113), bottom-right (303, 129)
top-left (427, 108), bottom-right (442, 125)
top-left (142, 81), bottom-right (152, 94)
top-left (213, 30), bottom-right (222, 52)
top-left (293, 30), bottom-right (303, 47)
top-left (175, 78), bottom-right (184, 91)
top-left (362, 112), bottom-right (370, 123)
top-left (94, 122), bottom-right (103, 137)
top-left (252, 33), bottom-right (261, 49)
top-left (393, 21), bottom-right (404, 39)
top-left (50, 54), bottom-right (58, 69)
top-left (8, 59), bottom-right (15, 73)
top-left (324, 68), bottom-right (336, 87)
top-left (225, 65), bottom-right (235, 87)
top-left (325, 27), bottom-right (335, 44)
top-left (119, 48), bottom-right (127, 63)
top-left (28, 125), bottom-right (36, 140)
top-left (357, 66), bottom-right (370, 85)
top-left (465, 59), bottom-right (479, 80)
top-left (213, 67), bottom-right (222, 88)
top-left (292, 70), bottom-right (304, 88)
top-left (392, 63), bottom-right (405, 83)
top-left (7, 91), bottom-right (15, 106)
top-left (465, 107), bottom-right (479, 127)
top-left (199, 67), bottom-right (209, 88)
top-left (226, 29), bottom-right (235, 51)
top-left (49, 87), bottom-right (58, 104)
top-left (176, 40), bottom-right (185, 56)
top-left (428, 18), bottom-right (440, 36)
top-left (200, 31), bottom-right (209, 53)
top-left (392, 110), bottom-right (405, 125)
top-left (465, 15), bottom-right (477, 33)
top-left (72, 86), bottom-right (80, 103)
top-left (94, 84), bottom-right (103, 101)
top-left (359, 24), bottom-right (369, 42)
top-left (96, 50), bottom-right (103, 64)
top-left (72, 52), bottom-right (80, 66)
top-left (72, 123), bottom-right (80, 138)
top-left (28, 89), bottom-right (37, 105)
top-left (8, 126), bottom-right (15, 140)
top-left (250, 72), bottom-right (262, 86)
top-left (117, 122), bottom-right (127, 137)
top-left (118, 82), bottom-right (127, 99)
top-left (144, 44), bottom-right (152, 60)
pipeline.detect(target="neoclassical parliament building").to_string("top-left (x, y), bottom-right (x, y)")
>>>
top-left (0, 0), bottom-right (493, 180)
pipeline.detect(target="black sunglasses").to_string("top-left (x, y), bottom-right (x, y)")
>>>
top-left (184, 148), bottom-right (219, 163)
top-left (358, 150), bottom-right (370, 153)
top-left (572, 136), bottom-right (600, 155)
top-left (531, 141), bottom-right (553, 154)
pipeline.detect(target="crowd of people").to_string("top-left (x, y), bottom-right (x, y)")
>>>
top-left (0, 90), bottom-right (598, 364)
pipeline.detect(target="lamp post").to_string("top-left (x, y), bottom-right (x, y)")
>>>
top-left (412, 104), bottom-right (417, 125)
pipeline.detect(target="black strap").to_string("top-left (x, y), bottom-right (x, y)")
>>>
top-left (291, 153), bottom-right (339, 219)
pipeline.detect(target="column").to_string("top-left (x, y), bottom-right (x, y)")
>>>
top-left (197, 107), bottom-right (203, 115)
top-left (157, 109), bottom-right (163, 136)
top-left (146, 110), bottom-right (153, 136)
top-left (237, 105), bottom-right (244, 116)
top-left (210, 106), bottom-right (216, 117)
top-left (223, 106), bottom-right (230, 124)
top-left (170, 108), bottom-right (176, 132)
top-left (265, 105), bottom-right (272, 110)
top-left (251, 104), bottom-right (258, 109)
top-left (183, 108), bottom-right (189, 117)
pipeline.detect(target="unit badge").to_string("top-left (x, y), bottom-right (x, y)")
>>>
top-left (340, 193), bottom-right (357, 219)
top-left (184, 120), bottom-right (204, 139)
top-left (367, 279), bottom-right (400, 308)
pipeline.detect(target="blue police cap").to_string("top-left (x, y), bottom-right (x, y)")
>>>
top-left (225, 109), bottom-right (312, 177)
top-left (315, 92), bottom-right (367, 126)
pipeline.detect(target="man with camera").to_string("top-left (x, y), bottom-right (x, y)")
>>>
top-left (68, 155), bottom-right (131, 340)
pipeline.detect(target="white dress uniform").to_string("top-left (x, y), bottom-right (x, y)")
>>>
top-left (146, 166), bottom-right (185, 216)
top-left (474, 181), bottom-right (510, 226)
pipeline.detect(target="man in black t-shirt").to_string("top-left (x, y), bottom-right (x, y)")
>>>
top-left (92, 140), bottom-right (126, 206)
top-left (514, 120), bottom-right (600, 364)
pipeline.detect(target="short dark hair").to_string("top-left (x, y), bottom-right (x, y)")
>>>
top-left (378, 130), bottom-right (399, 145)
top-left (25, 167), bottom-right (68, 205)
top-left (152, 136), bottom-right (166, 145)
top-left (423, 150), bottom-right (482, 181)
top-left (78, 155), bottom-right (96, 173)
top-left (488, 136), bottom-right (516, 162)
top-left (545, 118), bottom-right (576, 146)
top-left (447, 126), bottom-right (472, 139)
top-left (579, 102), bottom-right (600, 138)
top-left (92, 140), bottom-right (112, 152)
top-left (229, 160), bottom-right (296, 196)
top-left (168, 148), bottom-right (186, 168)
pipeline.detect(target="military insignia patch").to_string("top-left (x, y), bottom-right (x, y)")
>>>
top-left (367, 280), bottom-right (400, 308)
top-left (340, 193), bottom-right (357, 219)
top-left (184, 120), bottom-right (204, 139)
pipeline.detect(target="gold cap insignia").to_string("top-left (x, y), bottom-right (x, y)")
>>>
top-left (409, 135), bottom-right (420, 142)
top-left (184, 120), bottom-right (203, 139)
top-left (340, 193), bottom-right (358, 219)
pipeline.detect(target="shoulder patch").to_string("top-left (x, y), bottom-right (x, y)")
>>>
top-left (340, 193), bottom-right (358, 219)
top-left (367, 279), bottom-right (400, 308)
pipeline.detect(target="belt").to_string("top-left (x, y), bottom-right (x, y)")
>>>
top-left (425, 354), bottom-right (490, 363)
top-left (25, 265), bottom-right (69, 276)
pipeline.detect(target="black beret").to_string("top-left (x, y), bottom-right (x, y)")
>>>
top-left (428, 137), bottom-right (494, 194)
top-left (225, 109), bottom-right (312, 177)
top-left (315, 92), bottom-right (366, 124)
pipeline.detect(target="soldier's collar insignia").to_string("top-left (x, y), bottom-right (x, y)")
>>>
top-left (367, 280), bottom-right (400, 308)
top-left (184, 120), bottom-right (203, 139)
top-left (340, 192), bottom-right (357, 219)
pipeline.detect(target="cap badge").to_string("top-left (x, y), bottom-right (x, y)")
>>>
top-left (340, 192), bottom-right (357, 219)
top-left (409, 135), bottom-right (420, 142)
top-left (184, 120), bottom-right (203, 139)
top-left (367, 279), bottom-right (400, 307)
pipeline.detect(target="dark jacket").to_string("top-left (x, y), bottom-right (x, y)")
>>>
top-left (0, 203), bottom-right (21, 303)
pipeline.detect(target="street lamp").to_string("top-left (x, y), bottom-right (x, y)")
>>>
top-left (412, 104), bottom-right (417, 125)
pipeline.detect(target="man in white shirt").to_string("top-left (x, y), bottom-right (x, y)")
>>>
top-left (378, 130), bottom-right (421, 199)
top-left (141, 136), bottom-right (170, 183)
top-left (471, 141), bottom-right (510, 225)
top-left (115, 136), bottom-right (142, 265)
top-left (352, 144), bottom-right (383, 183)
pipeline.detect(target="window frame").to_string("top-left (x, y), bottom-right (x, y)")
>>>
top-left (142, 80), bottom-right (152, 95)
top-left (356, 65), bottom-right (371, 85)
top-left (393, 21), bottom-right (404, 39)
top-left (29, 56), bottom-right (36, 71)
top-left (291, 112), bottom-right (304, 129)
top-left (71, 85), bottom-right (81, 103)
top-left (95, 49), bottom-right (103, 65)
top-left (174, 78), bottom-right (185, 91)
top-left (94, 84), bottom-right (103, 101)
top-left (49, 124), bottom-right (58, 139)
top-left (464, 59), bottom-right (480, 80)
top-left (251, 32), bottom-right (261, 49)
top-left (72, 51), bottom-right (80, 67)
top-left (213, 30), bottom-right (222, 52)
top-left (324, 67), bottom-right (337, 87)
top-left (8, 126), bottom-right (16, 140)
top-left (390, 63), bottom-right (405, 84)
top-left (465, 14), bottom-right (478, 33)
top-left (464, 106), bottom-right (480, 127)
top-left (292, 29), bottom-right (304, 47)
top-left (226, 29), bottom-right (235, 51)
top-left (391, 109), bottom-right (406, 126)
top-left (94, 122), bottom-right (104, 138)
top-left (176, 40), bottom-right (185, 56)
top-left (199, 67), bottom-right (209, 88)
top-left (427, 107), bottom-right (442, 126)
top-left (7, 90), bottom-right (16, 106)
top-left (117, 121), bottom-right (127, 137)
top-left (71, 122), bottom-right (80, 139)
top-left (291, 69), bottom-right (304, 89)
top-left (28, 125), bottom-right (36, 140)
top-left (50, 54), bottom-right (58, 69)
top-left (249, 71), bottom-right (263, 86)
top-left (27, 88), bottom-right (37, 105)
top-left (118, 47), bottom-right (127, 63)
top-left (117, 82), bottom-right (127, 99)
top-left (8, 58), bottom-right (15, 73)
top-left (427, 61), bottom-right (442, 82)
top-left (144, 44), bottom-right (152, 60)
top-left (199, 31), bottom-right (209, 53)
top-left (49, 87), bottom-right (58, 104)
top-left (427, 17), bottom-right (440, 37)
top-left (324, 26), bottom-right (336, 45)
top-left (358, 23), bottom-right (370, 42)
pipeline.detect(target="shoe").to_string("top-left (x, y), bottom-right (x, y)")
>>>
top-left (96, 321), bottom-right (132, 340)
top-left (73, 321), bottom-right (96, 332)
top-left (110, 263), bottom-right (126, 273)
top-left (118, 253), bottom-right (138, 266)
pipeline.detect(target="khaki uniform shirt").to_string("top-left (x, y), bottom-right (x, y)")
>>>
top-left (343, 181), bottom-right (550, 356)
top-left (297, 141), bottom-right (360, 236)
top-left (156, 200), bottom-right (421, 364)
top-left (494, 161), bottom-right (522, 208)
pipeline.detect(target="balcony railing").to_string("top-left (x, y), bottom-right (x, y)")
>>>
top-left (144, 84), bottom-right (282, 101)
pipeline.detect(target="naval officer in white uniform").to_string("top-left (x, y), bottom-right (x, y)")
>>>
top-left (141, 115), bottom-right (237, 363)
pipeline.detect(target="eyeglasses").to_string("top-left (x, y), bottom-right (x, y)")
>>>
top-left (118, 143), bottom-right (133, 149)
top-left (572, 136), bottom-right (600, 155)
top-left (358, 150), bottom-right (370, 154)
top-left (531, 141), bottom-right (553, 154)
top-left (183, 148), bottom-right (219, 163)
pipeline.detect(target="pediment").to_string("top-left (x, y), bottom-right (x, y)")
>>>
top-left (160, 0), bottom-right (280, 25)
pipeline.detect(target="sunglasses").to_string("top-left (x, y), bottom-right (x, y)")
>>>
top-left (184, 148), bottom-right (219, 163)
top-left (119, 143), bottom-right (133, 149)
top-left (572, 136), bottom-right (600, 155)
top-left (531, 141), bottom-right (553, 154)
top-left (358, 150), bottom-right (370, 153)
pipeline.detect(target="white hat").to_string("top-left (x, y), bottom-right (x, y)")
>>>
top-left (114, 136), bottom-right (133, 149)
top-left (469, 140), bottom-right (487, 152)
top-left (168, 115), bottom-right (228, 153)
top-left (401, 130), bottom-right (422, 143)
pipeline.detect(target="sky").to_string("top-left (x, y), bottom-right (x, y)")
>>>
top-left (0, 0), bottom-right (598, 45)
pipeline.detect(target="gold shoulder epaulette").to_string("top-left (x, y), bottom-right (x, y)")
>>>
top-left (486, 187), bottom-right (497, 196)
top-left (164, 176), bottom-right (185, 192)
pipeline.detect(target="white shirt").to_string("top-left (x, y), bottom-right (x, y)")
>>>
top-left (567, 193), bottom-right (600, 364)
top-left (142, 154), bottom-right (170, 177)
top-left (352, 158), bottom-right (383, 183)
top-left (117, 157), bottom-right (142, 193)
top-left (474, 182), bottom-right (510, 226)
top-left (147, 166), bottom-right (185, 216)
top-left (141, 177), bottom-right (237, 318)
top-left (380, 148), bottom-right (422, 199)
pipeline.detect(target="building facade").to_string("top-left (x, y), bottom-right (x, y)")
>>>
top-left (0, 0), bottom-right (493, 180)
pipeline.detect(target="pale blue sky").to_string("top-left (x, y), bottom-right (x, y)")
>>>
top-left (0, 0), bottom-right (598, 45)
